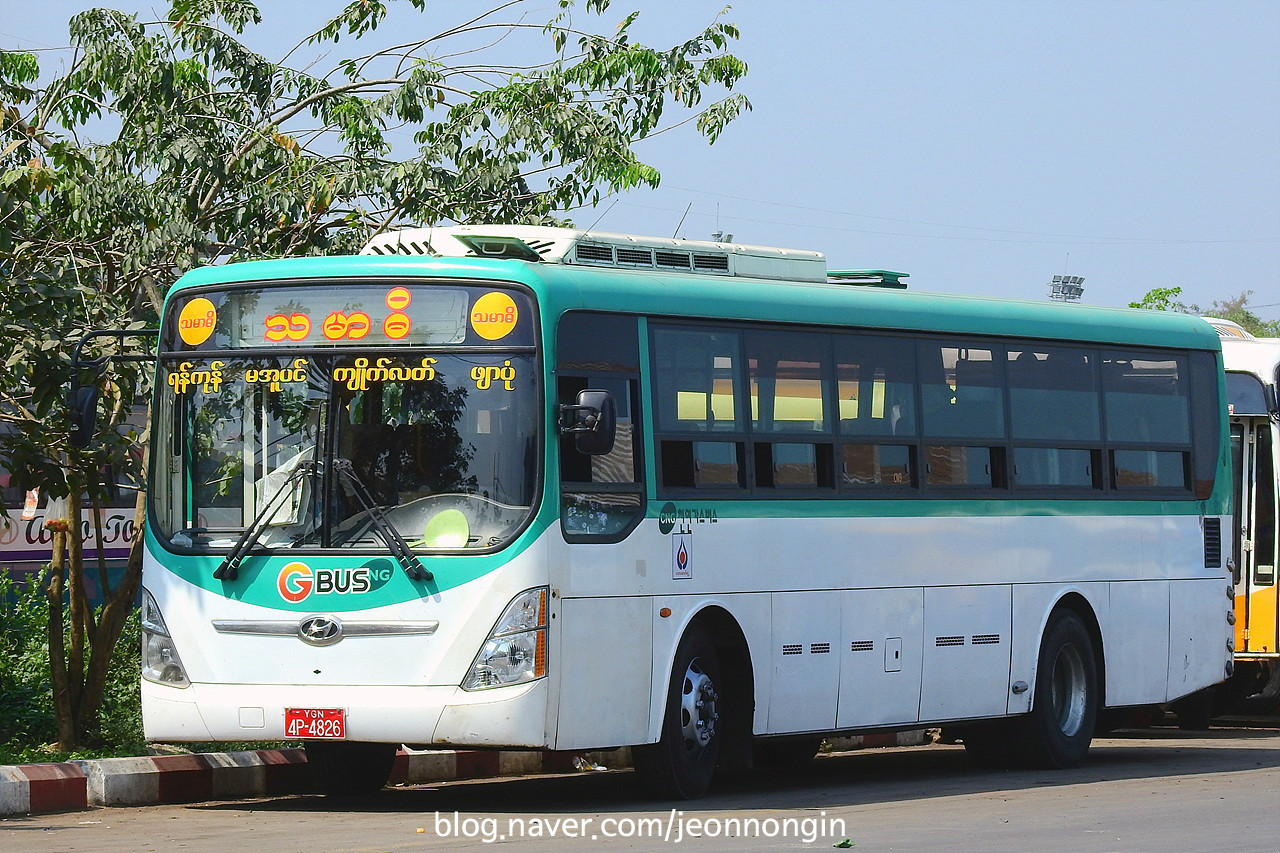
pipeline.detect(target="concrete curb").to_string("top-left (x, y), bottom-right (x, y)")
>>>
top-left (0, 730), bottom-right (930, 817)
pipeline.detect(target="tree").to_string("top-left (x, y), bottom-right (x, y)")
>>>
top-left (1200, 292), bottom-right (1280, 337)
top-left (1128, 286), bottom-right (1193, 314)
top-left (1130, 287), bottom-right (1279, 337)
top-left (0, 0), bottom-right (749, 749)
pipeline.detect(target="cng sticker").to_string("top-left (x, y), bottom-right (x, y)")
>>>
top-left (178, 297), bottom-right (217, 346)
top-left (672, 533), bottom-right (692, 580)
top-left (470, 292), bottom-right (518, 340)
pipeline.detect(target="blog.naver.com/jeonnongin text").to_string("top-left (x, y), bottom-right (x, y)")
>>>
top-left (429, 810), bottom-right (848, 844)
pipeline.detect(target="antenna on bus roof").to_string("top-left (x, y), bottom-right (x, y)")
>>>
top-left (581, 199), bottom-right (617, 238)
top-left (673, 203), bottom-right (691, 238)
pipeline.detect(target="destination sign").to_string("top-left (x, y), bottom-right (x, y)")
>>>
top-left (164, 282), bottom-right (534, 352)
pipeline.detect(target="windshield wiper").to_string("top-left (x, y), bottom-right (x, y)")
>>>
top-left (214, 457), bottom-right (315, 581)
top-left (332, 459), bottom-right (433, 582)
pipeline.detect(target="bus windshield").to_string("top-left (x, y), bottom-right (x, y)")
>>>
top-left (153, 340), bottom-right (539, 554)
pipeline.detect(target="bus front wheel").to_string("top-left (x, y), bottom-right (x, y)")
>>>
top-left (632, 625), bottom-right (722, 799)
top-left (1014, 609), bottom-right (1098, 768)
top-left (305, 741), bottom-right (398, 796)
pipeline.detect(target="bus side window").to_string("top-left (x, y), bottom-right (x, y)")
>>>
top-left (1103, 351), bottom-right (1193, 493)
top-left (1255, 424), bottom-right (1276, 585)
top-left (835, 333), bottom-right (918, 490)
top-left (557, 312), bottom-right (645, 542)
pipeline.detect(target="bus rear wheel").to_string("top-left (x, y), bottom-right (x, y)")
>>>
top-left (633, 625), bottom-right (722, 799)
top-left (1013, 609), bottom-right (1098, 768)
top-left (305, 741), bottom-right (398, 796)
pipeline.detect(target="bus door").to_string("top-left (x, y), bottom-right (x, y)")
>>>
top-left (1232, 418), bottom-right (1278, 654)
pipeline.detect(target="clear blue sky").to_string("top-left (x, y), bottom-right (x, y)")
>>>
top-left (3, 0), bottom-right (1277, 311)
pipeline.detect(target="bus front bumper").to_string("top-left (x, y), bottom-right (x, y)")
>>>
top-left (141, 678), bottom-right (549, 748)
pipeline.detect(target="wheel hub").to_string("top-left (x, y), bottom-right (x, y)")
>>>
top-left (1050, 643), bottom-right (1088, 737)
top-left (679, 657), bottom-right (719, 754)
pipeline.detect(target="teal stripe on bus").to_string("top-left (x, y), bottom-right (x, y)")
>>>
top-left (166, 256), bottom-right (1220, 353)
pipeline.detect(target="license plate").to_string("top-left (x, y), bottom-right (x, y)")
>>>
top-left (285, 707), bottom-right (346, 739)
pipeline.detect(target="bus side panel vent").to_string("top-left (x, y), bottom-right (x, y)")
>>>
top-left (616, 247), bottom-right (655, 267)
top-left (655, 250), bottom-right (693, 271)
top-left (692, 253), bottom-right (730, 273)
top-left (575, 243), bottom-right (614, 264)
top-left (781, 643), bottom-right (803, 656)
top-left (810, 643), bottom-right (831, 654)
top-left (850, 640), bottom-right (874, 652)
top-left (1204, 517), bottom-right (1222, 568)
top-left (935, 635), bottom-right (965, 647)
top-left (971, 634), bottom-right (1001, 645)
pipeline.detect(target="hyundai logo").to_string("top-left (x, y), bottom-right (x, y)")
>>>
top-left (297, 615), bottom-right (343, 646)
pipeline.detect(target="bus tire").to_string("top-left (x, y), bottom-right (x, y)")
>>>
top-left (632, 625), bottom-right (722, 799)
top-left (305, 741), bottom-right (397, 796)
top-left (1014, 609), bottom-right (1098, 768)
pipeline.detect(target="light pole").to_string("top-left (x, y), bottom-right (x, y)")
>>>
top-left (1049, 274), bottom-right (1085, 302)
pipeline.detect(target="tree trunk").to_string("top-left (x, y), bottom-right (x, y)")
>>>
top-left (45, 528), bottom-right (75, 751)
top-left (65, 476), bottom-right (88, 744)
top-left (75, 490), bottom-right (146, 739)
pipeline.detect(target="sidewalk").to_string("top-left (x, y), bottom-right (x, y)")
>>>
top-left (0, 731), bottom-right (929, 817)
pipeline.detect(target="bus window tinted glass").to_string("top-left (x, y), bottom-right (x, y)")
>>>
top-left (1102, 353), bottom-right (1190, 445)
top-left (1225, 372), bottom-right (1269, 416)
top-left (652, 328), bottom-right (741, 432)
top-left (557, 313), bottom-right (639, 373)
top-left (925, 445), bottom-right (998, 487)
top-left (559, 376), bottom-right (639, 485)
top-left (1113, 449), bottom-right (1188, 490)
top-left (1013, 447), bottom-right (1096, 488)
top-left (835, 336), bottom-right (916, 438)
top-left (771, 442), bottom-right (818, 486)
top-left (747, 330), bottom-right (828, 433)
top-left (1007, 347), bottom-right (1099, 441)
top-left (920, 343), bottom-right (1005, 440)
top-left (841, 444), bottom-right (913, 487)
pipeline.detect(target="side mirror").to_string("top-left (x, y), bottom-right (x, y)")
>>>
top-left (68, 384), bottom-right (100, 449)
top-left (558, 389), bottom-right (616, 456)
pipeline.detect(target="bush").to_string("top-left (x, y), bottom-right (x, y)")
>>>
top-left (0, 569), bottom-right (56, 756)
top-left (0, 569), bottom-right (145, 765)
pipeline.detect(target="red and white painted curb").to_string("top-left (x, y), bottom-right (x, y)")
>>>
top-left (0, 730), bottom-right (929, 817)
top-left (1, 761), bottom-right (88, 817)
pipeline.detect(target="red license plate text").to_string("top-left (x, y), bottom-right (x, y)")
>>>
top-left (285, 707), bottom-right (346, 739)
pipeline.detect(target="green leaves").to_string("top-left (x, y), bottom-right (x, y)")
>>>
top-left (1, 0), bottom-right (749, 492)
top-left (1128, 286), bottom-right (1189, 312)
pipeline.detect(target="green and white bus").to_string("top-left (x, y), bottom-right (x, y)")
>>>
top-left (141, 226), bottom-right (1233, 798)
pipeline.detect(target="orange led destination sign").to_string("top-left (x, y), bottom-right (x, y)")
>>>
top-left (169, 284), bottom-right (531, 351)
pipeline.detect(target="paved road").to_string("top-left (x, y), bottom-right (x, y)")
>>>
top-left (7, 726), bottom-right (1280, 853)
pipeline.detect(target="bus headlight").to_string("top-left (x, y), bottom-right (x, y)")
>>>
top-left (462, 587), bottom-right (548, 690)
top-left (141, 589), bottom-right (190, 687)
